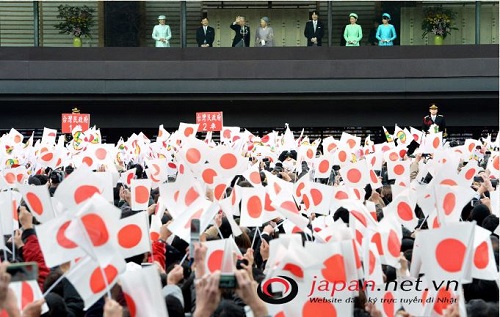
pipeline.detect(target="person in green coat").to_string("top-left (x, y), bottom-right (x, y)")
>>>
top-left (343, 13), bottom-right (363, 46)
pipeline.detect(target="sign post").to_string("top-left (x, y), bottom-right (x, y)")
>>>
top-left (196, 111), bottom-right (223, 132)
top-left (62, 108), bottom-right (90, 133)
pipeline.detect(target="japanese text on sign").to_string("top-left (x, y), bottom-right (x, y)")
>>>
top-left (61, 113), bottom-right (91, 133)
top-left (196, 112), bottom-right (223, 132)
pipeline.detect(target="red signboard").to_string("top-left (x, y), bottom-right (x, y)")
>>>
top-left (196, 111), bottom-right (223, 132)
top-left (61, 113), bottom-right (91, 133)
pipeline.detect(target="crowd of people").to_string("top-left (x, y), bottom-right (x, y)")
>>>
top-left (153, 11), bottom-right (398, 48)
top-left (0, 122), bottom-right (498, 317)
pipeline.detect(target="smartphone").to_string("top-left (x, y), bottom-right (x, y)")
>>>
top-left (189, 219), bottom-right (201, 260)
top-left (473, 176), bottom-right (483, 183)
top-left (236, 259), bottom-right (249, 270)
top-left (219, 273), bottom-right (238, 289)
top-left (7, 262), bottom-right (38, 282)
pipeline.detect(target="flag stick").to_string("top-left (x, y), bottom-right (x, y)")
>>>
top-left (43, 273), bottom-right (66, 297)
top-left (76, 220), bottom-right (112, 299)
top-left (417, 215), bottom-right (429, 231)
top-left (251, 227), bottom-right (260, 250)
top-left (216, 226), bottom-right (224, 239)
top-left (12, 229), bottom-right (15, 262)
top-left (179, 252), bottom-right (189, 266)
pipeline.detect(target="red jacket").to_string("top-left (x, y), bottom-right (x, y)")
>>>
top-left (148, 240), bottom-right (166, 271)
top-left (22, 229), bottom-right (50, 290)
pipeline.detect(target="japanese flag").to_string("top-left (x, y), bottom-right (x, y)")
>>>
top-left (367, 286), bottom-right (400, 317)
top-left (36, 214), bottom-right (86, 268)
top-left (8, 128), bottom-right (24, 145)
top-left (36, 145), bottom-right (60, 169)
top-left (65, 254), bottom-right (126, 310)
top-left (53, 166), bottom-right (104, 210)
top-left (434, 184), bottom-right (476, 224)
top-left (18, 184), bottom-right (55, 223)
top-left (263, 170), bottom-right (294, 200)
top-left (416, 222), bottom-right (475, 283)
top-left (130, 179), bottom-right (152, 211)
top-left (157, 124), bottom-right (170, 142)
top-left (219, 198), bottom-right (243, 237)
top-left (301, 182), bottom-right (334, 216)
top-left (340, 132), bottom-right (361, 151)
top-left (65, 196), bottom-right (122, 266)
top-left (178, 122), bottom-right (199, 140)
top-left (167, 199), bottom-right (212, 243)
top-left (220, 126), bottom-right (241, 144)
top-left (0, 191), bottom-right (18, 234)
top-left (272, 192), bottom-right (308, 231)
top-left (116, 211), bottom-right (151, 259)
top-left (120, 266), bottom-right (169, 317)
top-left (322, 136), bottom-right (340, 154)
top-left (409, 127), bottom-right (423, 144)
top-left (208, 145), bottom-right (248, 179)
top-left (420, 132), bottom-right (443, 154)
top-left (149, 211), bottom-right (162, 242)
top-left (93, 172), bottom-right (114, 203)
top-left (119, 168), bottom-right (136, 187)
top-left (471, 226), bottom-right (498, 280)
top-left (297, 144), bottom-right (317, 163)
top-left (384, 193), bottom-right (418, 231)
top-left (363, 239), bottom-right (384, 286)
top-left (293, 174), bottom-right (309, 203)
top-left (487, 154), bottom-right (500, 178)
top-left (458, 160), bottom-right (480, 186)
top-left (145, 158), bottom-right (168, 187)
top-left (339, 161), bottom-right (369, 188)
top-left (386, 160), bottom-right (411, 183)
top-left (313, 154), bottom-right (334, 179)
top-left (203, 238), bottom-right (242, 274)
top-left (421, 284), bottom-right (467, 317)
top-left (41, 127), bottom-right (57, 145)
top-left (378, 215), bottom-right (403, 269)
top-left (239, 187), bottom-right (266, 227)
top-left (241, 164), bottom-right (263, 188)
top-left (178, 137), bottom-right (211, 175)
top-left (8, 280), bottom-right (49, 314)
top-left (330, 186), bottom-right (354, 211)
top-left (332, 146), bottom-right (352, 166)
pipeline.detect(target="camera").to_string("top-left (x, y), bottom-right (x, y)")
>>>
top-left (236, 258), bottom-right (249, 270)
top-left (219, 273), bottom-right (238, 289)
top-left (473, 176), bottom-right (498, 187)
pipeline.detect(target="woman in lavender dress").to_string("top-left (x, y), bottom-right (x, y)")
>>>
top-left (255, 17), bottom-right (274, 47)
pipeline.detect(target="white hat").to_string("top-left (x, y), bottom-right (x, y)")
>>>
top-left (158, 15), bottom-right (166, 20)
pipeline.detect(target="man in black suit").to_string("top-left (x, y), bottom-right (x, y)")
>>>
top-left (422, 104), bottom-right (447, 136)
top-left (196, 17), bottom-right (215, 47)
top-left (304, 11), bottom-right (325, 46)
top-left (230, 16), bottom-right (250, 47)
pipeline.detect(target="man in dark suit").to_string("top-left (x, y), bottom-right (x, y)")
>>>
top-left (304, 11), bottom-right (325, 46)
top-left (230, 16), bottom-right (250, 47)
top-left (422, 104), bottom-right (447, 136)
top-left (196, 17), bottom-right (215, 47)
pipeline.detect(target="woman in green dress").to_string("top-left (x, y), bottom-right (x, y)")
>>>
top-left (343, 13), bottom-right (363, 46)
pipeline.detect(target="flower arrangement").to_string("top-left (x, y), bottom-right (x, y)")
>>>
top-left (54, 5), bottom-right (95, 38)
top-left (421, 6), bottom-right (458, 39)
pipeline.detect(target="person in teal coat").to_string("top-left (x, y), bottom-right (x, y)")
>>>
top-left (344, 13), bottom-right (363, 46)
top-left (376, 13), bottom-right (397, 46)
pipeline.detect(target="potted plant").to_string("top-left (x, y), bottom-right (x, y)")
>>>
top-left (54, 4), bottom-right (95, 47)
top-left (421, 6), bottom-right (458, 45)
